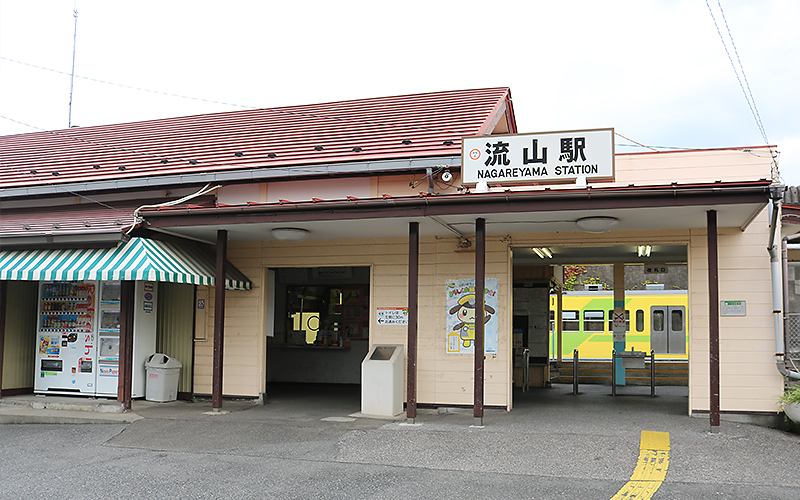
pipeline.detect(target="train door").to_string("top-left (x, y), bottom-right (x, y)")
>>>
top-left (650, 306), bottom-right (686, 355)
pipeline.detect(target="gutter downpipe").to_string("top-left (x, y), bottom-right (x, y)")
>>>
top-left (769, 185), bottom-right (800, 380)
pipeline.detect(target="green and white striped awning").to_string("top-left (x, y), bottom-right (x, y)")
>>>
top-left (0, 237), bottom-right (251, 290)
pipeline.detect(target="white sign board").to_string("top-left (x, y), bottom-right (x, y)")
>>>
top-left (720, 300), bottom-right (746, 317)
top-left (462, 128), bottom-right (614, 184)
top-left (376, 307), bottom-right (408, 325)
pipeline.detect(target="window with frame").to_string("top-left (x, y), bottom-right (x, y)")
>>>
top-left (562, 310), bottom-right (579, 332)
top-left (584, 310), bottom-right (605, 332)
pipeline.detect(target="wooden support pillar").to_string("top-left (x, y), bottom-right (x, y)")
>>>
top-left (0, 280), bottom-right (6, 398)
top-left (117, 280), bottom-right (135, 411)
top-left (474, 218), bottom-right (486, 426)
top-left (707, 210), bottom-right (721, 430)
top-left (212, 229), bottom-right (228, 411)
top-left (406, 222), bottom-right (419, 423)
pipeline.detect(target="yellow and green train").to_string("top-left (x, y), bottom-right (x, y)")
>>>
top-left (549, 290), bottom-right (688, 360)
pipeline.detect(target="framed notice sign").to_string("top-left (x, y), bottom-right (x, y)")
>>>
top-left (376, 307), bottom-right (408, 325)
top-left (462, 128), bottom-right (614, 184)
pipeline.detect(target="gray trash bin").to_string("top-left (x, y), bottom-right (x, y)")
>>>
top-left (361, 344), bottom-right (404, 417)
top-left (144, 354), bottom-right (182, 402)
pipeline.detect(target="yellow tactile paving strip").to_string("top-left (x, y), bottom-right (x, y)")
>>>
top-left (610, 431), bottom-right (670, 500)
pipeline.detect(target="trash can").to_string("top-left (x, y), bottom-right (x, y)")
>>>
top-left (144, 354), bottom-right (182, 402)
top-left (361, 344), bottom-right (404, 417)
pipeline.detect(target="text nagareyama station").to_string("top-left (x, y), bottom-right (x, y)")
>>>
top-left (462, 128), bottom-right (615, 184)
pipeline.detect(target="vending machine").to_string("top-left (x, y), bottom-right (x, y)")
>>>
top-left (35, 280), bottom-right (157, 397)
top-left (35, 282), bottom-right (97, 395)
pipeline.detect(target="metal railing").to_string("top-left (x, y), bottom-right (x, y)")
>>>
top-left (573, 349), bottom-right (579, 395)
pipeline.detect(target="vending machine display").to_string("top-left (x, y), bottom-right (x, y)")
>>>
top-left (96, 281), bottom-right (122, 396)
top-left (35, 282), bottom-right (97, 395)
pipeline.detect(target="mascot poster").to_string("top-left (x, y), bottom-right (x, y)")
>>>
top-left (446, 278), bottom-right (498, 354)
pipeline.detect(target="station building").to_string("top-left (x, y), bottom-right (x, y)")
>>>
top-left (1, 87), bottom-right (796, 427)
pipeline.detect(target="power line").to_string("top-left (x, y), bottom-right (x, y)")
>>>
top-left (614, 132), bottom-right (658, 151)
top-left (705, 0), bottom-right (778, 179)
top-left (0, 56), bottom-right (478, 137)
top-left (0, 56), bottom-right (254, 110)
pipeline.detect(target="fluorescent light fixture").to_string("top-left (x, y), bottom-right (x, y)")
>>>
top-left (532, 247), bottom-right (553, 259)
top-left (575, 216), bottom-right (619, 233)
top-left (637, 245), bottom-right (652, 257)
top-left (271, 228), bottom-right (309, 242)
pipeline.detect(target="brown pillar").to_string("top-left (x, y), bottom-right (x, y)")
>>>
top-left (0, 281), bottom-right (7, 398)
top-left (406, 222), bottom-right (419, 423)
top-left (707, 210), bottom-right (720, 430)
top-left (212, 229), bottom-right (228, 411)
top-left (474, 218), bottom-right (485, 426)
top-left (117, 280), bottom-right (135, 411)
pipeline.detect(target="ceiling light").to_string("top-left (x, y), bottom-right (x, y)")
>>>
top-left (575, 216), bottom-right (619, 233)
top-left (637, 245), bottom-right (652, 257)
top-left (532, 247), bottom-right (553, 259)
top-left (272, 228), bottom-right (309, 242)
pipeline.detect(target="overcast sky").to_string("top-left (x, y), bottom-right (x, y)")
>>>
top-left (1, 0), bottom-right (797, 185)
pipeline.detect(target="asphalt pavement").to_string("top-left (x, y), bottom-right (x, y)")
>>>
top-left (1, 383), bottom-right (798, 499)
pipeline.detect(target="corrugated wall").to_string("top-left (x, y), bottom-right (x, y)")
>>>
top-left (2, 281), bottom-right (37, 390)
top-left (156, 282), bottom-right (195, 395)
top-left (688, 209), bottom-right (784, 413)
top-left (194, 236), bottom-right (513, 407)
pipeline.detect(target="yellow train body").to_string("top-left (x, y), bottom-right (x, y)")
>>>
top-left (548, 290), bottom-right (689, 360)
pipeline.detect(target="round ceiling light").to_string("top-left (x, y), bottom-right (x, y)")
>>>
top-left (271, 228), bottom-right (309, 242)
top-left (575, 216), bottom-right (619, 233)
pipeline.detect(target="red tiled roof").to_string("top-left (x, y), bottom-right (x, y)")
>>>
top-left (0, 88), bottom-right (513, 189)
top-left (0, 205), bottom-right (134, 237)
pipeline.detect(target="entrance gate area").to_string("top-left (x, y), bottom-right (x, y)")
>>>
top-left (512, 248), bottom-right (689, 394)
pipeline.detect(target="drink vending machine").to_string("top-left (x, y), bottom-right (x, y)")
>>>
top-left (35, 280), bottom-right (157, 397)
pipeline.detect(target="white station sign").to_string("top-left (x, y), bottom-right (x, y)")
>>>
top-left (462, 128), bottom-right (615, 184)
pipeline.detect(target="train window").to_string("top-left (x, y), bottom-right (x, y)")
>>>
top-left (607, 310), bottom-right (630, 332)
top-left (563, 310), bottom-right (579, 331)
top-left (671, 309), bottom-right (683, 331)
top-left (635, 310), bottom-right (644, 332)
top-left (584, 310), bottom-right (605, 332)
top-left (652, 310), bottom-right (665, 332)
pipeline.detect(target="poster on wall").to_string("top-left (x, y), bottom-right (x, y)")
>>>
top-left (446, 278), bottom-right (498, 354)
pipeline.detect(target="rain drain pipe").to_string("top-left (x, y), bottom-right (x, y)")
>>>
top-left (769, 185), bottom-right (800, 380)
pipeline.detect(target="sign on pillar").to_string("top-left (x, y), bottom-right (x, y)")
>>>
top-left (612, 308), bottom-right (626, 343)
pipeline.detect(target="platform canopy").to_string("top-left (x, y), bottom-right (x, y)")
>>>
top-left (0, 237), bottom-right (251, 290)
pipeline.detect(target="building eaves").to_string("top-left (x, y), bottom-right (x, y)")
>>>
top-left (139, 179), bottom-right (772, 227)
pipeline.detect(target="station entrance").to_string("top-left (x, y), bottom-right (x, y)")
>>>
top-left (265, 266), bottom-right (371, 391)
top-left (510, 244), bottom-right (689, 402)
